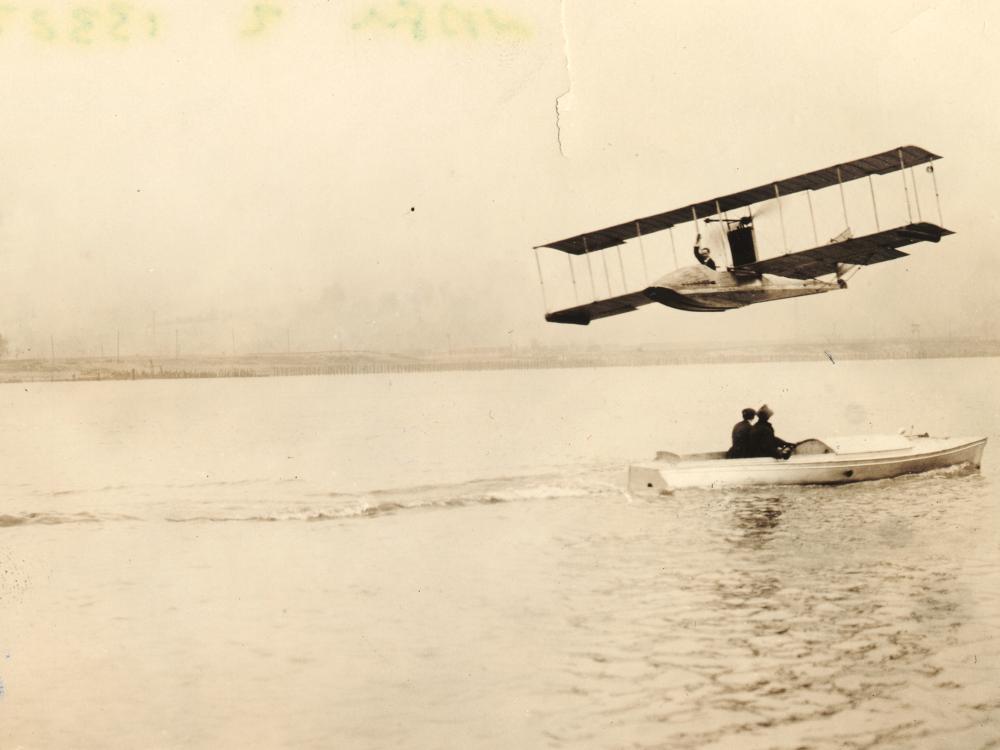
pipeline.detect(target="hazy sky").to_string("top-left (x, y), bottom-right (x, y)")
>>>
top-left (1, 0), bottom-right (997, 356)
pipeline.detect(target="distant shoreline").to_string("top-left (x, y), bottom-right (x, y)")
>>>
top-left (1, 339), bottom-right (997, 385)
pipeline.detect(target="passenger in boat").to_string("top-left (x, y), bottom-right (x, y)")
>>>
top-left (692, 234), bottom-right (718, 270)
top-left (726, 408), bottom-right (757, 459)
top-left (749, 404), bottom-right (794, 459)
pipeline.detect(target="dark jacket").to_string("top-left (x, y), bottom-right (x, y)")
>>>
top-left (693, 247), bottom-right (717, 270)
top-left (749, 420), bottom-right (789, 458)
top-left (726, 419), bottom-right (753, 458)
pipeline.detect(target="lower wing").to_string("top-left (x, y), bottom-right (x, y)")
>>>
top-left (739, 221), bottom-right (953, 280)
top-left (544, 290), bottom-right (655, 325)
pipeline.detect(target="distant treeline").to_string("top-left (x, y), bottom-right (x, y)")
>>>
top-left (1, 339), bottom-right (998, 385)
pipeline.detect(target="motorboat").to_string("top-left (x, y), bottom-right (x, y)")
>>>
top-left (628, 434), bottom-right (987, 493)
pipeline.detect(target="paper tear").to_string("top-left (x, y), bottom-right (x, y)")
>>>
top-left (555, 0), bottom-right (571, 157)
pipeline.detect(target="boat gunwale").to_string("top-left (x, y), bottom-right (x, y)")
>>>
top-left (638, 437), bottom-right (987, 475)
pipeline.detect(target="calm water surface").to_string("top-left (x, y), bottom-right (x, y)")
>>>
top-left (0, 358), bottom-right (998, 749)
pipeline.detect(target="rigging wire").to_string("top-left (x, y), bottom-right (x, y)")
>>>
top-left (567, 253), bottom-right (579, 303)
top-left (583, 237), bottom-right (597, 300)
top-left (840, 264), bottom-right (862, 283)
top-left (599, 243), bottom-right (614, 297)
top-left (532, 248), bottom-right (549, 313)
top-left (616, 246), bottom-right (628, 293)
top-left (909, 167), bottom-right (922, 221)
top-left (867, 175), bottom-right (880, 232)
top-left (806, 191), bottom-right (819, 246)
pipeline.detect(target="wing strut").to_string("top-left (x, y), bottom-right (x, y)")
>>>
top-left (929, 164), bottom-right (943, 225)
top-left (635, 221), bottom-right (650, 284)
top-left (714, 199), bottom-right (732, 267)
top-left (775, 183), bottom-right (789, 253)
top-left (806, 191), bottom-right (819, 245)
top-left (836, 166), bottom-right (849, 230)
top-left (899, 148), bottom-right (913, 223)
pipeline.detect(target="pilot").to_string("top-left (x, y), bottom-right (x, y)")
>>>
top-left (749, 404), bottom-right (794, 459)
top-left (726, 408), bottom-right (757, 459)
top-left (692, 234), bottom-right (717, 270)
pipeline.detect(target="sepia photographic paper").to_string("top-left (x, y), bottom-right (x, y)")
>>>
top-left (0, 2), bottom-right (997, 748)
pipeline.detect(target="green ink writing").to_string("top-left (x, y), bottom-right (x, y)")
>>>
top-left (30, 7), bottom-right (54, 40)
top-left (108, 2), bottom-right (130, 41)
top-left (0, 3), bottom-right (161, 44)
top-left (70, 6), bottom-right (97, 45)
top-left (354, 0), bottom-right (426, 41)
top-left (439, 3), bottom-right (475, 38)
top-left (242, 2), bottom-right (283, 36)
top-left (0, 4), bottom-right (16, 35)
top-left (481, 7), bottom-right (529, 38)
top-left (353, 2), bottom-right (530, 41)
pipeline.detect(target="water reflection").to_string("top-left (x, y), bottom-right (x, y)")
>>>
top-left (544, 473), bottom-right (998, 750)
top-left (727, 495), bottom-right (783, 551)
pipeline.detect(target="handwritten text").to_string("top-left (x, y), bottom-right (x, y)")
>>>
top-left (352, 1), bottom-right (531, 41)
top-left (241, 2), bottom-right (282, 37)
top-left (0, 3), bottom-right (160, 44)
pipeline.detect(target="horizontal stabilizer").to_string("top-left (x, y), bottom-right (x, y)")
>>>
top-left (545, 290), bottom-right (654, 325)
top-left (538, 145), bottom-right (940, 254)
top-left (739, 222), bottom-right (953, 280)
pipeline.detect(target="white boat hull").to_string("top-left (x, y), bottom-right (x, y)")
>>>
top-left (628, 435), bottom-right (987, 493)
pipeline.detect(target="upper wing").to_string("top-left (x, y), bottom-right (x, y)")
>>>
top-left (538, 145), bottom-right (940, 254)
top-left (545, 290), bottom-right (654, 325)
top-left (739, 222), bottom-right (953, 280)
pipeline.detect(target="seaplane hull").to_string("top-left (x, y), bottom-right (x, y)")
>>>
top-left (645, 267), bottom-right (840, 312)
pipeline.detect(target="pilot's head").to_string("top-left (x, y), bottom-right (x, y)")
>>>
top-left (696, 246), bottom-right (712, 259)
top-left (741, 408), bottom-right (756, 421)
top-left (757, 404), bottom-right (774, 421)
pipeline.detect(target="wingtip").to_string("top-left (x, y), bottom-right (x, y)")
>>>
top-left (545, 310), bottom-right (591, 326)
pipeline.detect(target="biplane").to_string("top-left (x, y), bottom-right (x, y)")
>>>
top-left (533, 146), bottom-right (953, 324)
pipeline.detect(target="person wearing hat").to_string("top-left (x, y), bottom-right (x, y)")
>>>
top-left (692, 234), bottom-right (718, 270)
top-left (749, 404), bottom-right (794, 459)
top-left (726, 407), bottom-right (757, 459)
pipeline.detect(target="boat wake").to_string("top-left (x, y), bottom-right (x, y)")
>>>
top-left (0, 511), bottom-right (140, 527)
top-left (0, 464), bottom-right (625, 528)
top-left (4, 459), bottom-right (980, 529)
top-left (161, 467), bottom-right (621, 523)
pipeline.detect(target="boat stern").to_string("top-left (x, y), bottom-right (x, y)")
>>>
top-left (970, 437), bottom-right (988, 467)
top-left (628, 462), bottom-right (672, 494)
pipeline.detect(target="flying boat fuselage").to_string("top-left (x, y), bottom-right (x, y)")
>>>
top-left (644, 265), bottom-right (840, 312)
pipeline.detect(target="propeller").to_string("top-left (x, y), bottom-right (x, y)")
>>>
top-left (704, 216), bottom-right (753, 226)
top-left (704, 199), bottom-right (780, 225)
